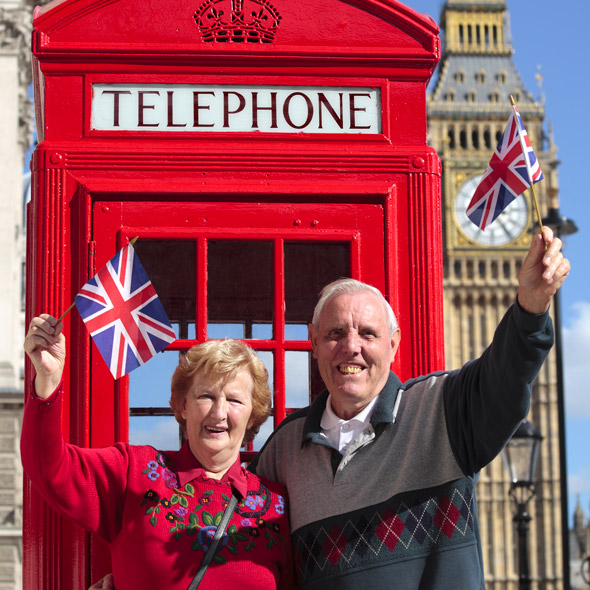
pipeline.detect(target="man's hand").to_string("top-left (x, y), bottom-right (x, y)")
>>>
top-left (89, 573), bottom-right (114, 589)
top-left (517, 227), bottom-right (571, 314)
top-left (23, 315), bottom-right (66, 399)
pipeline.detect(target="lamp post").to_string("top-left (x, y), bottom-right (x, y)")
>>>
top-left (502, 419), bottom-right (544, 590)
top-left (541, 206), bottom-right (577, 590)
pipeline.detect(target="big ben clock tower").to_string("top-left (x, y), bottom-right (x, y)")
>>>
top-left (428, 1), bottom-right (566, 589)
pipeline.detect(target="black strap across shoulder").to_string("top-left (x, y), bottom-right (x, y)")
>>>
top-left (187, 493), bottom-right (239, 590)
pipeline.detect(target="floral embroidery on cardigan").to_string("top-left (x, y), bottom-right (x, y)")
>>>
top-left (235, 483), bottom-right (272, 518)
top-left (140, 458), bottom-right (283, 563)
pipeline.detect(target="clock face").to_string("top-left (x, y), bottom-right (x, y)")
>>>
top-left (454, 175), bottom-right (529, 246)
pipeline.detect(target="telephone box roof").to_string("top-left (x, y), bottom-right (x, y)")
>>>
top-left (33, 0), bottom-right (440, 67)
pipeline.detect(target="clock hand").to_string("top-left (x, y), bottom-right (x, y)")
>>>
top-left (496, 216), bottom-right (510, 236)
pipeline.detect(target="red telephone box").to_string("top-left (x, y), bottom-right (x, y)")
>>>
top-left (25, 0), bottom-right (442, 586)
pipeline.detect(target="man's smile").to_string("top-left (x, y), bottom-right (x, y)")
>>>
top-left (338, 365), bottom-right (363, 375)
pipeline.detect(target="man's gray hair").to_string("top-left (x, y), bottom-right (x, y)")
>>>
top-left (311, 278), bottom-right (398, 336)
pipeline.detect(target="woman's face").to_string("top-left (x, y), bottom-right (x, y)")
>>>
top-left (182, 369), bottom-right (254, 478)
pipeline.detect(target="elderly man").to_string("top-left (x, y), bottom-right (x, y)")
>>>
top-left (90, 228), bottom-right (569, 590)
top-left (248, 227), bottom-right (569, 590)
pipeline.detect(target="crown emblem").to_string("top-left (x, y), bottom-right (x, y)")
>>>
top-left (195, 0), bottom-right (281, 44)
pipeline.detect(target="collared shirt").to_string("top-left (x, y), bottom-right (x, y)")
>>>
top-left (175, 441), bottom-right (250, 498)
top-left (320, 394), bottom-right (378, 453)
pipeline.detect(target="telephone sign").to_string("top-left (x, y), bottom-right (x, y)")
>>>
top-left (92, 84), bottom-right (381, 133)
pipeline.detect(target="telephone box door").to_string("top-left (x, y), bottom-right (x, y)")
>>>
top-left (88, 197), bottom-right (386, 575)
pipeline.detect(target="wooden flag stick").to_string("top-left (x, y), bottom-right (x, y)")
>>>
top-left (57, 302), bottom-right (75, 323)
top-left (509, 95), bottom-right (545, 235)
top-left (56, 236), bottom-right (139, 322)
top-left (528, 179), bottom-right (545, 237)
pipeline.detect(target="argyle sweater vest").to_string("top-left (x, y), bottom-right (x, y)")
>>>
top-left (252, 303), bottom-right (553, 589)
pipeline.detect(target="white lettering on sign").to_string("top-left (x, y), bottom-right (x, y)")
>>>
top-left (91, 84), bottom-right (381, 134)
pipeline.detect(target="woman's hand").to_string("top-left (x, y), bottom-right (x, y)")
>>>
top-left (89, 573), bottom-right (114, 589)
top-left (24, 315), bottom-right (66, 399)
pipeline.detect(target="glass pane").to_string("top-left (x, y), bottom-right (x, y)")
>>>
top-left (252, 419), bottom-right (275, 452)
top-left (207, 323), bottom-right (245, 340)
top-left (284, 242), bottom-right (349, 401)
top-left (252, 323), bottom-right (273, 340)
top-left (207, 241), bottom-right (273, 339)
top-left (256, 351), bottom-right (274, 393)
top-left (285, 351), bottom-right (311, 410)
top-left (285, 324), bottom-right (308, 341)
top-left (129, 416), bottom-right (181, 450)
top-left (133, 240), bottom-right (196, 339)
top-left (251, 350), bottom-right (274, 451)
top-left (129, 350), bottom-right (181, 408)
top-left (284, 242), bottom-right (350, 332)
top-left (171, 322), bottom-right (196, 340)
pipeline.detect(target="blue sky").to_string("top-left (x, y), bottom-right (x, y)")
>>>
top-left (410, 0), bottom-right (590, 524)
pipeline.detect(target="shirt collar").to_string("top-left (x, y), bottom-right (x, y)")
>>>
top-left (370, 371), bottom-right (404, 425)
top-left (320, 394), bottom-right (378, 431)
top-left (302, 371), bottom-right (404, 446)
top-left (175, 442), bottom-right (249, 499)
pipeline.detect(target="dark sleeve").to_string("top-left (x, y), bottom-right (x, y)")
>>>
top-left (443, 301), bottom-right (554, 475)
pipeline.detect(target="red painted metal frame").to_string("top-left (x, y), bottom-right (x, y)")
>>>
top-left (25, 0), bottom-right (442, 587)
top-left (86, 199), bottom-right (386, 584)
top-left (92, 200), bottom-right (386, 428)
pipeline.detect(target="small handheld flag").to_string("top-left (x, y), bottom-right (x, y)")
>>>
top-left (74, 242), bottom-right (176, 379)
top-left (466, 101), bottom-right (543, 231)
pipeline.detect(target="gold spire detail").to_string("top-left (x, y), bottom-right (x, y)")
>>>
top-left (443, 3), bottom-right (511, 55)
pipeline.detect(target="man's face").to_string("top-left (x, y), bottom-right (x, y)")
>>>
top-left (309, 290), bottom-right (401, 420)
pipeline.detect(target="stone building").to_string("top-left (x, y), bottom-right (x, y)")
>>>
top-left (428, 1), bottom-right (568, 588)
top-left (0, 0), bottom-right (30, 386)
top-left (0, 0), bottom-right (36, 586)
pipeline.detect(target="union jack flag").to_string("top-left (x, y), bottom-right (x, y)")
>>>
top-left (74, 243), bottom-right (176, 379)
top-left (466, 105), bottom-right (543, 230)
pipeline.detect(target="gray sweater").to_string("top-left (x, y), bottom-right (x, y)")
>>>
top-left (250, 302), bottom-right (553, 589)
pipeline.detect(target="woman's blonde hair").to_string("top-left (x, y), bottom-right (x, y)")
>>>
top-left (170, 340), bottom-right (272, 444)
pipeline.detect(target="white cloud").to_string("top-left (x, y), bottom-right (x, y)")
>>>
top-left (563, 301), bottom-right (590, 417)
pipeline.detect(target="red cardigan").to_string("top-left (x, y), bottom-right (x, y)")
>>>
top-left (21, 385), bottom-right (294, 589)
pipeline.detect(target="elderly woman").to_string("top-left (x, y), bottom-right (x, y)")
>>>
top-left (22, 314), bottom-right (293, 590)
